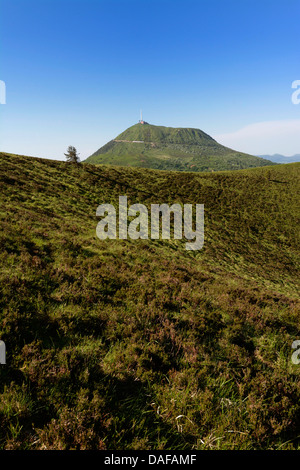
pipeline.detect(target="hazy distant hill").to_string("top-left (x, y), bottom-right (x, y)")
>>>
top-left (85, 122), bottom-right (274, 172)
top-left (258, 154), bottom-right (300, 163)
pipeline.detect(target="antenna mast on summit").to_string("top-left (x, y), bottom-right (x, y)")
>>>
top-left (139, 109), bottom-right (145, 124)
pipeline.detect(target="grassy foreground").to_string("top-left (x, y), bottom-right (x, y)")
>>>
top-left (0, 152), bottom-right (299, 450)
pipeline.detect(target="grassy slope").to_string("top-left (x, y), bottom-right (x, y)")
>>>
top-left (0, 152), bottom-right (299, 450)
top-left (86, 123), bottom-right (275, 172)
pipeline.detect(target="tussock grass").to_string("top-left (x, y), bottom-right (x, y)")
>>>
top-left (0, 152), bottom-right (299, 449)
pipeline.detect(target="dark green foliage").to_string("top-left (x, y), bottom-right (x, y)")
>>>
top-left (85, 123), bottom-right (275, 172)
top-left (64, 146), bottom-right (80, 163)
top-left (0, 152), bottom-right (299, 450)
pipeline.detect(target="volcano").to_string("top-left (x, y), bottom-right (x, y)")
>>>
top-left (85, 122), bottom-right (274, 172)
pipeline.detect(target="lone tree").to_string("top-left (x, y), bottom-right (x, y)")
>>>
top-left (64, 145), bottom-right (80, 163)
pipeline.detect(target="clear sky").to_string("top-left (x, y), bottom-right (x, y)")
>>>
top-left (0, 0), bottom-right (299, 160)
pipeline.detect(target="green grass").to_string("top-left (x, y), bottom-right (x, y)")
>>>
top-left (0, 151), bottom-right (299, 450)
top-left (85, 123), bottom-right (275, 172)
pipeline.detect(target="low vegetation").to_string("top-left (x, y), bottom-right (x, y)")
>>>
top-left (85, 123), bottom-right (275, 172)
top-left (0, 152), bottom-right (299, 450)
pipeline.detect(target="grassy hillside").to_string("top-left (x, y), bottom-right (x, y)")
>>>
top-left (86, 123), bottom-right (275, 172)
top-left (0, 152), bottom-right (299, 450)
top-left (116, 123), bottom-right (216, 144)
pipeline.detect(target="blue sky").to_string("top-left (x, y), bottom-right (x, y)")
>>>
top-left (0, 0), bottom-right (300, 160)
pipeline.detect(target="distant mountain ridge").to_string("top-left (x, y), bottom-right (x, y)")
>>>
top-left (85, 122), bottom-right (275, 172)
top-left (258, 154), bottom-right (300, 163)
